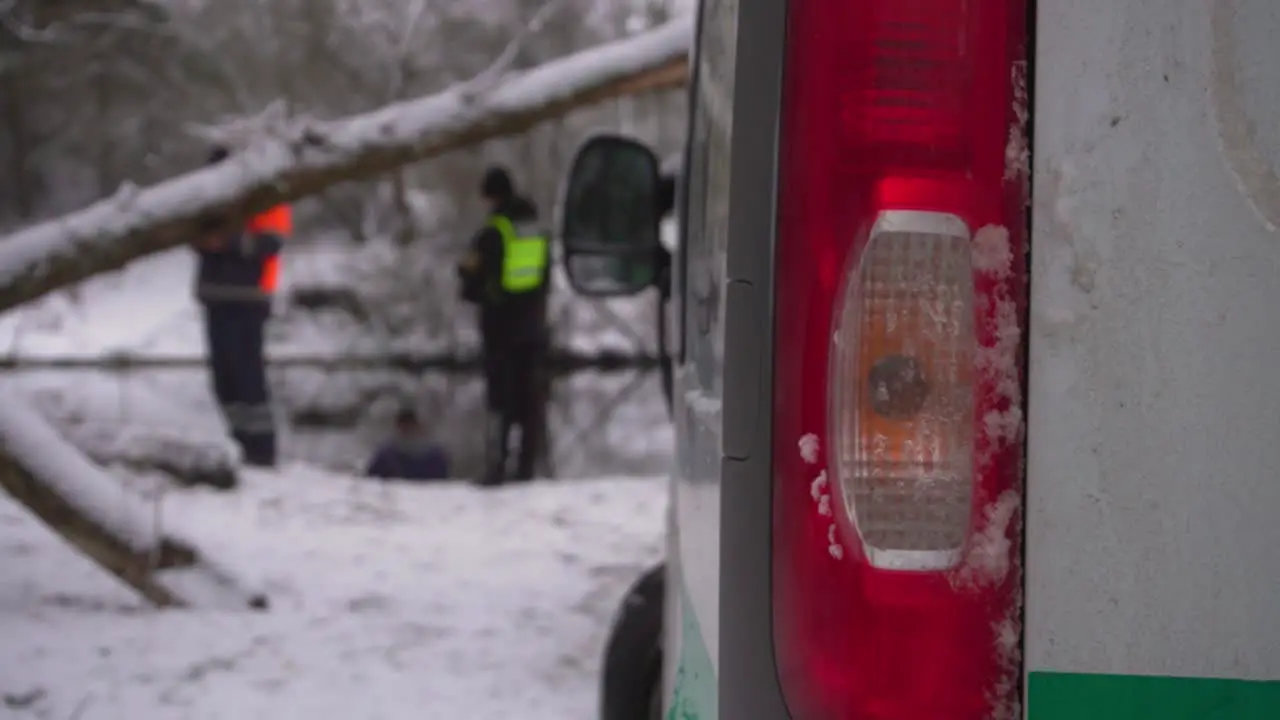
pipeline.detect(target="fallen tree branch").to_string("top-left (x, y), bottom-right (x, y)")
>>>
top-left (0, 394), bottom-right (266, 609)
top-left (0, 19), bottom-right (692, 313)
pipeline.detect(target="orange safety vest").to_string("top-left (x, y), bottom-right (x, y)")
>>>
top-left (246, 205), bottom-right (292, 294)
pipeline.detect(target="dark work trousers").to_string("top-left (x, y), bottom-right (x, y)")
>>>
top-left (482, 338), bottom-right (547, 483)
top-left (203, 302), bottom-right (276, 467)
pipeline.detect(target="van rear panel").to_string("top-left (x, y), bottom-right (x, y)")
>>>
top-left (1026, 0), bottom-right (1280, 713)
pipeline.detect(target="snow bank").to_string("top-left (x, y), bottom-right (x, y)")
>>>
top-left (66, 424), bottom-right (240, 491)
top-left (15, 371), bottom-right (240, 488)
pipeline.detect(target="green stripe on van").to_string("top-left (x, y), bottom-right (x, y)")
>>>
top-left (667, 579), bottom-right (716, 720)
top-left (1028, 672), bottom-right (1280, 719)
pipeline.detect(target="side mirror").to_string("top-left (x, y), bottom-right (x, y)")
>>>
top-left (559, 134), bottom-right (662, 297)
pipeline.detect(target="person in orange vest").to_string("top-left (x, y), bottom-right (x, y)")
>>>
top-left (193, 146), bottom-right (291, 468)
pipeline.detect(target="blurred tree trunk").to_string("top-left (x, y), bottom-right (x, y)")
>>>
top-left (390, 170), bottom-right (416, 247)
top-left (0, 72), bottom-right (38, 221)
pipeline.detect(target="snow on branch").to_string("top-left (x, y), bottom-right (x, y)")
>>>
top-left (0, 18), bottom-right (693, 313)
top-left (0, 392), bottom-right (266, 609)
top-left (0, 394), bottom-right (158, 550)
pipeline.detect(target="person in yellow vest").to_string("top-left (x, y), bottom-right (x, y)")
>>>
top-left (457, 166), bottom-right (550, 485)
top-left (194, 146), bottom-right (291, 468)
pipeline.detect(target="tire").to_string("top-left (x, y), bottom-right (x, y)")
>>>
top-left (601, 563), bottom-right (665, 720)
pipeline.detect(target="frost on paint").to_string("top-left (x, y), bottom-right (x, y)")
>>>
top-left (809, 469), bottom-right (827, 502)
top-left (827, 524), bottom-right (844, 560)
top-left (972, 225), bottom-right (1014, 275)
top-left (801, 438), bottom-right (840, 556)
top-left (1004, 60), bottom-right (1031, 185)
top-left (983, 406), bottom-right (1024, 449)
top-left (809, 470), bottom-right (832, 518)
top-left (798, 433), bottom-right (820, 464)
top-left (987, 596), bottom-right (1024, 720)
top-left (950, 490), bottom-right (1020, 590)
top-left (955, 225), bottom-right (1023, 589)
top-left (0, 18), bottom-right (693, 314)
top-left (817, 495), bottom-right (832, 518)
top-left (973, 224), bottom-right (1025, 459)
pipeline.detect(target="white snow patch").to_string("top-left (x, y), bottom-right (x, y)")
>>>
top-left (1004, 60), bottom-right (1031, 184)
top-left (987, 600), bottom-right (1024, 720)
top-left (817, 494), bottom-right (832, 518)
top-left (983, 407), bottom-right (1025, 448)
top-left (976, 295), bottom-right (1024, 428)
top-left (826, 524), bottom-right (844, 560)
top-left (808, 469), bottom-right (827, 502)
top-left (971, 224), bottom-right (1022, 436)
top-left (950, 490), bottom-right (1020, 590)
top-left (683, 388), bottom-right (722, 417)
top-left (972, 225), bottom-right (1014, 276)
top-left (993, 613), bottom-right (1021, 664)
top-left (810, 470), bottom-right (832, 518)
top-left (0, 468), bottom-right (666, 719)
top-left (798, 433), bottom-right (820, 464)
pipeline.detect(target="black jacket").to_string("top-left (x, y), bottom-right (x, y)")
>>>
top-left (458, 195), bottom-right (549, 347)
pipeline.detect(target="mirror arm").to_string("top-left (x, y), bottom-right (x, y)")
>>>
top-left (652, 243), bottom-right (674, 416)
top-left (652, 244), bottom-right (673, 297)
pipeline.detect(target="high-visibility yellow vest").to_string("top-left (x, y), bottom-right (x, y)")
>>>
top-left (490, 214), bottom-right (548, 293)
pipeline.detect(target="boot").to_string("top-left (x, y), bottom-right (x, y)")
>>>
top-left (237, 431), bottom-right (277, 469)
top-left (477, 411), bottom-right (508, 486)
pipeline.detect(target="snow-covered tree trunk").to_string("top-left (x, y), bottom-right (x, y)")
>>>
top-left (0, 18), bottom-right (691, 313)
top-left (0, 395), bottom-right (267, 609)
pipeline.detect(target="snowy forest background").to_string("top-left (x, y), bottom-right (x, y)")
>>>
top-left (0, 4), bottom-right (691, 715)
top-left (0, 0), bottom-right (690, 479)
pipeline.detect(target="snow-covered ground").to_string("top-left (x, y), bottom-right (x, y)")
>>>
top-left (0, 468), bottom-right (666, 719)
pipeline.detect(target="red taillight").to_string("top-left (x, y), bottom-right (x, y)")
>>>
top-left (771, 0), bottom-right (1029, 718)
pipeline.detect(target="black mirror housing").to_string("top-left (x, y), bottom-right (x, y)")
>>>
top-left (559, 134), bottom-right (663, 298)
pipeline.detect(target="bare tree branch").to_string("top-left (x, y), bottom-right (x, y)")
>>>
top-left (460, 0), bottom-right (570, 101)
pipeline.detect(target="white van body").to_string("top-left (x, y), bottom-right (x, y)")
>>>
top-left (593, 0), bottom-right (1280, 717)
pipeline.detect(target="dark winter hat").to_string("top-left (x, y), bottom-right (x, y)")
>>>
top-left (207, 145), bottom-right (231, 165)
top-left (395, 407), bottom-right (420, 427)
top-left (480, 165), bottom-right (514, 199)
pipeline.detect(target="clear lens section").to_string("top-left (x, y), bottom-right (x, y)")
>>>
top-left (831, 211), bottom-right (975, 571)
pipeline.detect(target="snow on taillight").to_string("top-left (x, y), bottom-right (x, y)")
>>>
top-left (770, 0), bottom-right (1029, 718)
top-left (831, 212), bottom-right (976, 571)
